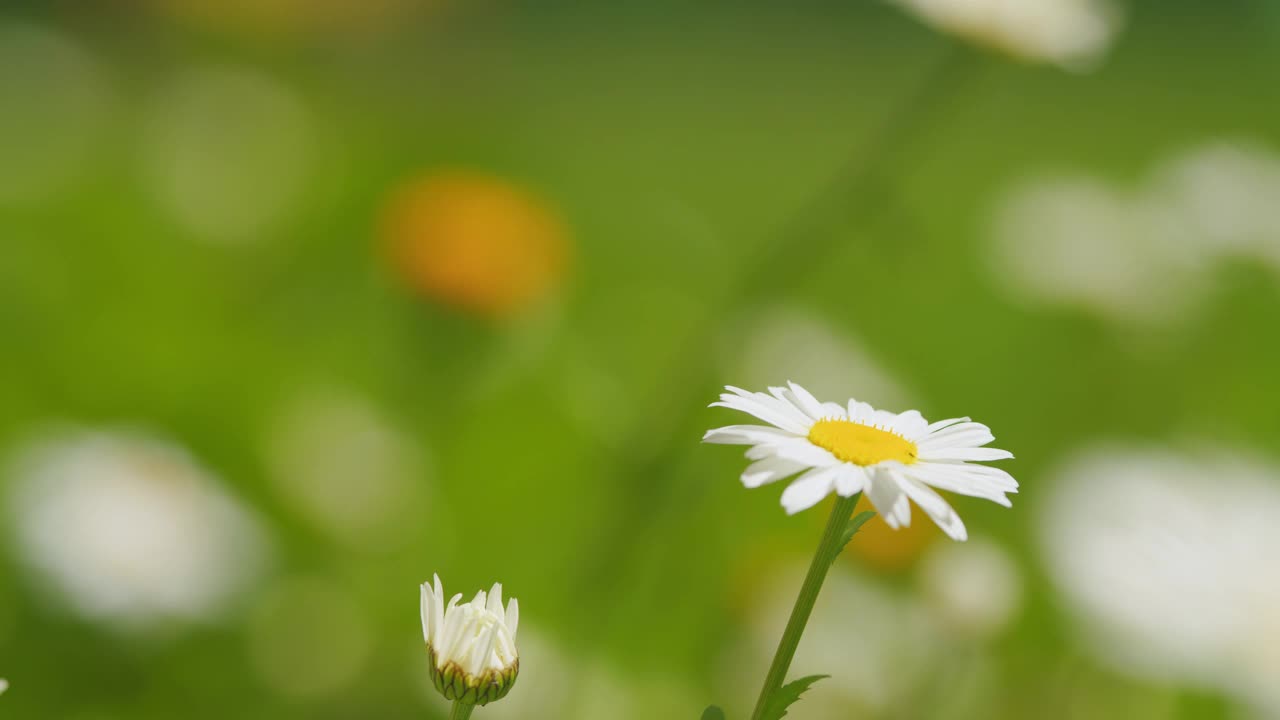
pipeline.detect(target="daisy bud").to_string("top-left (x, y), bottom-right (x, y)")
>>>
top-left (420, 574), bottom-right (520, 706)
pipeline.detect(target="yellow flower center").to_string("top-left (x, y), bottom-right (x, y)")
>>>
top-left (808, 418), bottom-right (918, 466)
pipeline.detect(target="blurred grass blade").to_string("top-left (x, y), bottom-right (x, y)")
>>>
top-left (701, 705), bottom-right (727, 720)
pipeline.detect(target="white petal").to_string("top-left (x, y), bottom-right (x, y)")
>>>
top-left (784, 381), bottom-right (826, 420)
top-left (767, 438), bottom-right (841, 467)
top-left (439, 594), bottom-right (466, 660)
top-left (870, 409), bottom-right (899, 427)
top-left (724, 386), bottom-right (813, 429)
top-left (780, 466), bottom-right (840, 514)
top-left (820, 401), bottom-right (847, 418)
top-left (920, 421), bottom-right (995, 450)
top-left (904, 462), bottom-right (1017, 503)
top-left (432, 575), bottom-right (445, 645)
top-left (925, 416), bottom-right (970, 433)
top-left (506, 598), bottom-right (519, 641)
top-left (847, 399), bottom-right (876, 422)
top-left (487, 583), bottom-right (504, 617)
top-left (767, 385), bottom-right (800, 412)
top-left (420, 583), bottom-right (434, 644)
top-left (890, 409), bottom-right (929, 439)
top-left (899, 477), bottom-right (968, 541)
top-left (712, 388), bottom-right (811, 434)
top-left (703, 424), bottom-right (797, 445)
top-left (468, 621), bottom-right (499, 676)
top-left (834, 465), bottom-right (868, 497)
top-left (865, 469), bottom-right (910, 528)
top-left (741, 455), bottom-right (809, 488)
top-left (918, 446), bottom-right (1014, 462)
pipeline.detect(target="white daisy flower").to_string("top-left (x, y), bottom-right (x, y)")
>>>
top-left (6, 427), bottom-right (267, 628)
top-left (703, 382), bottom-right (1017, 540)
top-left (889, 0), bottom-right (1123, 70)
top-left (420, 574), bottom-right (520, 706)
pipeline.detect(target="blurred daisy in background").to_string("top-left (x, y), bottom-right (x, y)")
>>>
top-left (727, 561), bottom-right (940, 717)
top-left (728, 306), bottom-right (911, 411)
top-left (1040, 447), bottom-right (1280, 715)
top-left (888, 0), bottom-right (1123, 70)
top-left (5, 428), bottom-right (268, 629)
top-left (0, 21), bottom-right (113, 206)
top-left (141, 64), bottom-right (313, 245)
top-left (918, 537), bottom-right (1022, 639)
top-left (1148, 140), bottom-right (1280, 274)
top-left (988, 139), bottom-right (1280, 327)
top-left (704, 382), bottom-right (1017, 539)
top-left (987, 175), bottom-right (1206, 326)
top-left (476, 627), bottom-right (572, 719)
top-left (471, 629), bottom-right (697, 720)
top-left (265, 386), bottom-right (429, 551)
top-left (381, 171), bottom-right (570, 319)
top-left (729, 544), bottom-right (1019, 718)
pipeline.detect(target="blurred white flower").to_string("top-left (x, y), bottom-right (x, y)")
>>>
top-left (988, 175), bottom-right (1207, 325)
top-left (420, 574), bottom-right (520, 706)
top-left (473, 627), bottom-right (697, 720)
top-left (919, 537), bottom-right (1022, 638)
top-left (889, 0), bottom-right (1122, 69)
top-left (474, 627), bottom-right (571, 719)
top-left (1040, 447), bottom-right (1280, 715)
top-left (1148, 141), bottom-right (1280, 272)
top-left (731, 562), bottom-right (939, 715)
top-left (730, 306), bottom-right (911, 411)
top-left (5, 428), bottom-right (267, 628)
top-left (0, 22), bottom-right (112, 205)
top-left (0, 678), bottom-right (7, 695)
top-left (265, 387), bottom-right (426, 549)
top-left (988, 139), bottom-right (1280, 326)
top-left (705, 382), bottom-right (1018, 538)
top-left (141, 64), bottom-right (312, 244)
top-left (247, 575), bottom-right (372, 699)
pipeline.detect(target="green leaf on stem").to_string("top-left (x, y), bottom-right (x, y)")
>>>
top-left (832, 511), bottom-right (876, 565)
top-left (701, 705), bottom-right (727, 720)
top-left (762, 675), bottom-right (829, 720)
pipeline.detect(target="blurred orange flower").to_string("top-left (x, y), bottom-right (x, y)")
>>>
top-left (843, 494), bottom-right (938, 572)
top-left (381, 171), bottom-right (570, 319)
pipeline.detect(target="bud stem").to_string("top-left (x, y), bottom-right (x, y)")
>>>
top-left (748, 492), bottom-right (861, 720)
top-left (449, 701), bottom-right (476, 720)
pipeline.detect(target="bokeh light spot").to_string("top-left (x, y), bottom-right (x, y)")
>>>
top-left (141, 64), bottom-right (312, 245)
top-left (0, 22), bottom-right (112, 206)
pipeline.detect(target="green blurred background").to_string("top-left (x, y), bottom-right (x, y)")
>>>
top-left (3, 0), bottom-right (1280, 718)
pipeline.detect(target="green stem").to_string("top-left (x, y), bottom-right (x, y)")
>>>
top-left (749, 493), bottom-right (861, 720)
top-left (449, 701), bottom-right (475, 720)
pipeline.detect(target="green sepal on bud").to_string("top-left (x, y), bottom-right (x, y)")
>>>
top-left (427, 647), bottom-right (519, 706)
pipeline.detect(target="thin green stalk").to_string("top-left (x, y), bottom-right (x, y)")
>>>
top-left (749, 493), bottom-right (861, 720)
top-left (449, 701), bottom-right (475, 720)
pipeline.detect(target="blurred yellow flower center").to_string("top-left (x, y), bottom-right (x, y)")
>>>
top-left (808, 419), bottom-right (918, 466)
